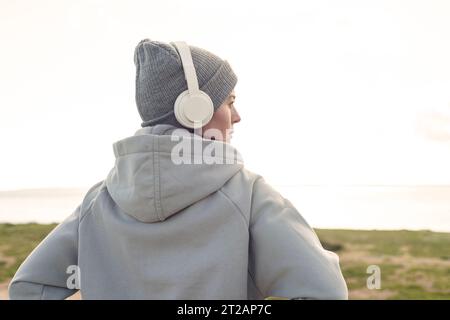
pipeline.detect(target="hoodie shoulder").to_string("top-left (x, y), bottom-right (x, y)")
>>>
top-left (219, 168), bottom-right (262, 217)
top-left (79, 180), bottom-right (106, 221)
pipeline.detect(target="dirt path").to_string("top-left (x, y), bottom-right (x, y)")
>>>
top-left (0, 281), bottom-right (9, 300)
top-left (0, 280), bottom-right (81, 300)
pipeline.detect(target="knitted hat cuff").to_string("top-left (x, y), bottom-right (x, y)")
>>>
top-left (141, 110), bottom-right (176, 127)
top-left (201, 60), bottom-right (237, 111)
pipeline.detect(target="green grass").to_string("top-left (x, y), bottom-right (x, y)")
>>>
top-left (0, 224), bottom-right (449, 299)
top-left (316, 229), bottom-right (450, 258)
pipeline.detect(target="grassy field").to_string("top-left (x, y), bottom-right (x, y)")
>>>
top-left (317, 229), bottom-right (450, 299)
top-left (0, 223), bottom-right (449, 299)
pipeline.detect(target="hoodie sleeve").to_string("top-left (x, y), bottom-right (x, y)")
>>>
top-left (248, 177), bottom-right (348, 300)
top-left (8, 205), bottom-right (81, 300)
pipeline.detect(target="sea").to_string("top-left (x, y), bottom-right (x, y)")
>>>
top-left (0, 185), bottom-right (449, 232)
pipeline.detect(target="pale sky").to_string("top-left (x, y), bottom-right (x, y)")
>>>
top-left (1, 0), bottom-right (450, 191)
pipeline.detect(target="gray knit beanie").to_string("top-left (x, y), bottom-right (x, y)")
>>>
top-left (134, 39), bottom-right (238, 129)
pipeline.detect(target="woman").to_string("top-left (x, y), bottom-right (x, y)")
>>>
top-left (8, 39), bottom-right (348, 300)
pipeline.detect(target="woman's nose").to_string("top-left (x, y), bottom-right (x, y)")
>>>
top-left (233, 110), bottom-right (241, 124)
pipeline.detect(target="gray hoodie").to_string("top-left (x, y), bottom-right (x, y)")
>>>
top-left (8, 124), bottom-right (348, 300)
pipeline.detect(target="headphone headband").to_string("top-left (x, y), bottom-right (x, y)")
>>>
top-left (170, 41), bottom-right (199, 94)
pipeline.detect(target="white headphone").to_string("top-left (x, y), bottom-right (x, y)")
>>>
top-left (170, 41), bottom-right (214, 129)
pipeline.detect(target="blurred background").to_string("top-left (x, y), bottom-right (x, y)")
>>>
top-left (0, 0), bottom-right (449, 299)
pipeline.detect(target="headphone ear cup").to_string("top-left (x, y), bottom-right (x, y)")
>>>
top-left (174, 90), bottom-right (214, 128)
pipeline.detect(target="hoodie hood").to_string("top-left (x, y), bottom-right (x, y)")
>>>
top-left (105, 124), bottom-right (244, 223)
